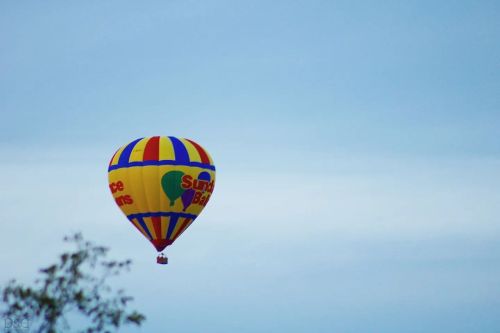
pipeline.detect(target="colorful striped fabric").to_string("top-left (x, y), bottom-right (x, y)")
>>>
top-left (108, 136), bottom-right (215, 172)
top-left (128, 213), bottom-right (196, 251)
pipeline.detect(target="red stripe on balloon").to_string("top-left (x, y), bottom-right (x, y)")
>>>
top-left (151, 216), bottom-right (162, 240)
top-left (143, 136), bottom-right (160, 161)
top-left (186, 139), bottom-right (210, 164)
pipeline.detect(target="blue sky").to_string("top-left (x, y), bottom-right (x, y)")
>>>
top-left (0, 1), bottom-right (499, 332)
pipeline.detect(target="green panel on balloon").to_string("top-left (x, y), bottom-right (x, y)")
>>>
top-left (161, 171), bottom-right (185, 206)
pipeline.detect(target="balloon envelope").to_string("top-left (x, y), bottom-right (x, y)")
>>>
top-left (108, 136), bottom-right (216, 252)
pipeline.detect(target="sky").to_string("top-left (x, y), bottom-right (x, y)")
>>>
top-left (0, 0), bottom-right (499, 332)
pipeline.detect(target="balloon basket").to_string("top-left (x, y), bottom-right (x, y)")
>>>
top-left (157, 253), bottom-right (168, 265)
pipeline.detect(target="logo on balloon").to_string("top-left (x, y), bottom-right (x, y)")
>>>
top-left (161, 171), bottom-right (214, 210)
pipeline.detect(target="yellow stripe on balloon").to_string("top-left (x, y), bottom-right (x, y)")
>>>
top-left (159, 137), bottom-right (175, 161)
top-left (164, 216), bottom-right (172, 239)
top-left (160, 216), bottom-right (168, 240)
top-left (144, 217), bottom-right (157, 239)
top-left (180, 138), bottom-right (202, 163)
top-left (110, 145), bottom-right (127, 166)
top-left (128, 138), bottom-right (150, 162)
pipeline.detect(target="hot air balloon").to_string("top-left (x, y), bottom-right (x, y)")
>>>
top-left (108, 136), bottom-right (216, 264)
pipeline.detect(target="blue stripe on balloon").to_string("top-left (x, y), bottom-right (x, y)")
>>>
top-left (107, 160), bottom-right (215, 172)
top-left (166, 215), bottom-right (179, 239)
top-left (117, 138), bottom-right (143, 165)
top-left (168, 136), bottom-right (190, 163)
top-left (127, 211), bottom-right (198, 221)
top-left (136, 217), bottom-right (153, 240)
